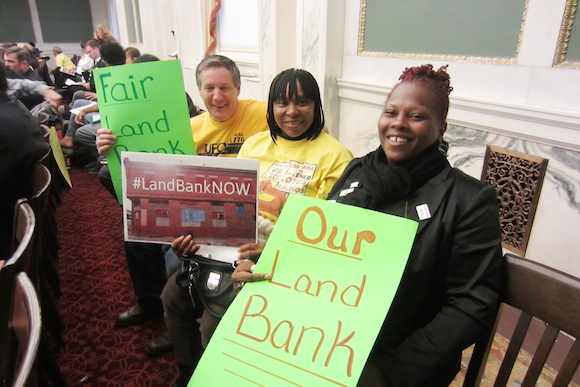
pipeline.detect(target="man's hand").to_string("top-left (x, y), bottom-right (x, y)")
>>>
top-left (43, 89), bottom-right (62, 107)
top-left (84, 91), bottom-right (98, 101)
top-left (96, 128), bottom-right (117, 155)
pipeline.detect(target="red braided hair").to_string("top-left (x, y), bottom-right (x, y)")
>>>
top-left (396, 64), bottom-right (453, 123)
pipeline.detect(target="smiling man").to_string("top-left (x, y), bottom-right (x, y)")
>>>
top-left (95, 55), bottom-right (269, 364)
top-left (191, 55), bottom-right (268, 156)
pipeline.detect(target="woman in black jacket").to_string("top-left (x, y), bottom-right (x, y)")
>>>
top-left (235, 64), bottom-right (503, 386)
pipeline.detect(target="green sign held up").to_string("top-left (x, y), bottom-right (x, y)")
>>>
top-left (190, 194), bottom-right (418, 386)
top-left (94, 60), bottom-right (196, 203)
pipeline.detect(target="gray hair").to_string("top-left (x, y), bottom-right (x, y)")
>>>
top-left (195, 55), bottom-right (240, 89)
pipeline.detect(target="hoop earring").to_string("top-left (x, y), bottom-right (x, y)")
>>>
top-left (438, 139), bottom-right (449, 157)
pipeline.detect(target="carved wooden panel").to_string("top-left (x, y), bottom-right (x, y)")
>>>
top-left (481, 146), bottom-right (548, 256)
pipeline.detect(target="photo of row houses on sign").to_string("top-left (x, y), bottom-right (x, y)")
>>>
top-left (121, 152), bottom-right (259, 248)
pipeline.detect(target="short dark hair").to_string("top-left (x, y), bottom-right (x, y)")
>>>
top-left (267, 68), bottom-right (325, 142)
top-left (195, 55), bottom-right (240, 89)
top-left (125, 46), bottom-right (141, 60)
top-left (80, 38), bottom-right (91, 49)
top-left (85, 39), bottom-right (101, 50)
top-left (100, 42), bottom-right (126, 66)
top-left (133, 54), bottom-right (160, 63)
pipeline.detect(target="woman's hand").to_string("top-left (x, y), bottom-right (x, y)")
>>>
top-left (171, 234), bottom-right (199, 258)
top-left (238, 242), bottom-right (264, 260)
top-left (96, 128), bottom-right (118, 155)
top-left (231, 247), bottom-right (270, 293)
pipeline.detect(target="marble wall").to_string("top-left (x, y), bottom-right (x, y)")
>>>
top-left (445, 125), bottom-right (580, 278)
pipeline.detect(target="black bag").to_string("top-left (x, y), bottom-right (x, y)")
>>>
top-left (176, 255), bottom-right (236, 318)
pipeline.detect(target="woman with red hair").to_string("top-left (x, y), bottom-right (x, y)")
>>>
top-left (235, 64), bottom-right (504, 386)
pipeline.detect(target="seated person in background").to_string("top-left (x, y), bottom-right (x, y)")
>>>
top-left (52, 46), bottom-right (76, 89)
top-left (4, 48), bottom-right (62, 123)
top-left (13, 42), bottom-right (53, 86)
top-left (95, 54), bottom-right (269, 360)
top-left (53, 46), bottom-right (76, 71)
top-left (0, 61), bottom-right (49, 259)
top-left (4, 46), bottom-right (45, 110)
top-left (17, 43), bottom-right (41, 72)
top-left (94, 24), bottom-right (118, 44)
top-left (61, 39), bottom-right (104, 105)
top-left (164, 68), bottom-right (354, 387)
top-left (26, 43), bottom-right (53, 86)
top-left (233, 64), bottom-right (504, 387)
top-left (124, 46), bottom-right (141, 64)
top-left (55, 38), bottom-right (94, 117)
top-left (75, 38), bottom-right (96, 80)
top-left (4, 46), bottom-right (42, 82)
top-left (60, 41), bottom-right (126, 152)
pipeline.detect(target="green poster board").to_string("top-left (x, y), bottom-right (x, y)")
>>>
top-left (190, 195), bottom-right (418, 386)
top-left (94, 60), bottom-right (196, 203)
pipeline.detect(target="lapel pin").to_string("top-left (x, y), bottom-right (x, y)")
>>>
top-left (416, 204), bottom-right (431, 220)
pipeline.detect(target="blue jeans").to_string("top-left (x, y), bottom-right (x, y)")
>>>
top-left (65, 99), bottom-right (94, 137)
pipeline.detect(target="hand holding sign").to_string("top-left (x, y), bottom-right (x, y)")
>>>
top-left (190, 195), bottom-right (418, 386)
top-left (96, 128), bottom-right (116, 155)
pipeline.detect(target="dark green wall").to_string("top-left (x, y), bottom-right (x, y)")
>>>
top-left (361, 0), bottom-right (526, 59)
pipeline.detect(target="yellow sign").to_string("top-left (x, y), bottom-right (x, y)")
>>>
top-left (48, 126), bottom-right (72, 188)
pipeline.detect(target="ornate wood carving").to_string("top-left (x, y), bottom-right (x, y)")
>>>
top-left (481, 146), bottom-right (548, 256)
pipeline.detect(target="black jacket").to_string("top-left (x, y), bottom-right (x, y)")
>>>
top-left (329, 158), bottom-right (503, 386)
top-left (0, 93), bottom-right (49, 258)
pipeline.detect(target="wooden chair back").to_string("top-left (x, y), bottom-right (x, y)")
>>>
top-left (9, 199), bottom-right (36, 274)
top-left (0, 200), bottom-right (35, 386)
top-left (8, 272), bottom-right (42, 387)
top-left (27, 162), bottom-right (57, 293)
top-left (29, 163), bottom-right (51, 226)
top-left (464, 253), bottom-right (580, 386)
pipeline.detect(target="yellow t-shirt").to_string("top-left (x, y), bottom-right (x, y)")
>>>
top-left (55, 53), bottom-right (76, 71)
top-left (238, 131), bottom-right (354, 222)
top-left (190, 100), bottom-right (268, 157)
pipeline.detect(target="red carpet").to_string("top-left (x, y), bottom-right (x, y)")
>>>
top-left (53, 167), bottom-right (178, 386)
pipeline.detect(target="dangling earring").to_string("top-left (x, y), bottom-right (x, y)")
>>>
top-left (438, 139), bottom-right (449, 157)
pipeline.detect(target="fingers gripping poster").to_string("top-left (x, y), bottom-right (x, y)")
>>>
top-left (190, 195), bottom-right (418, 386)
